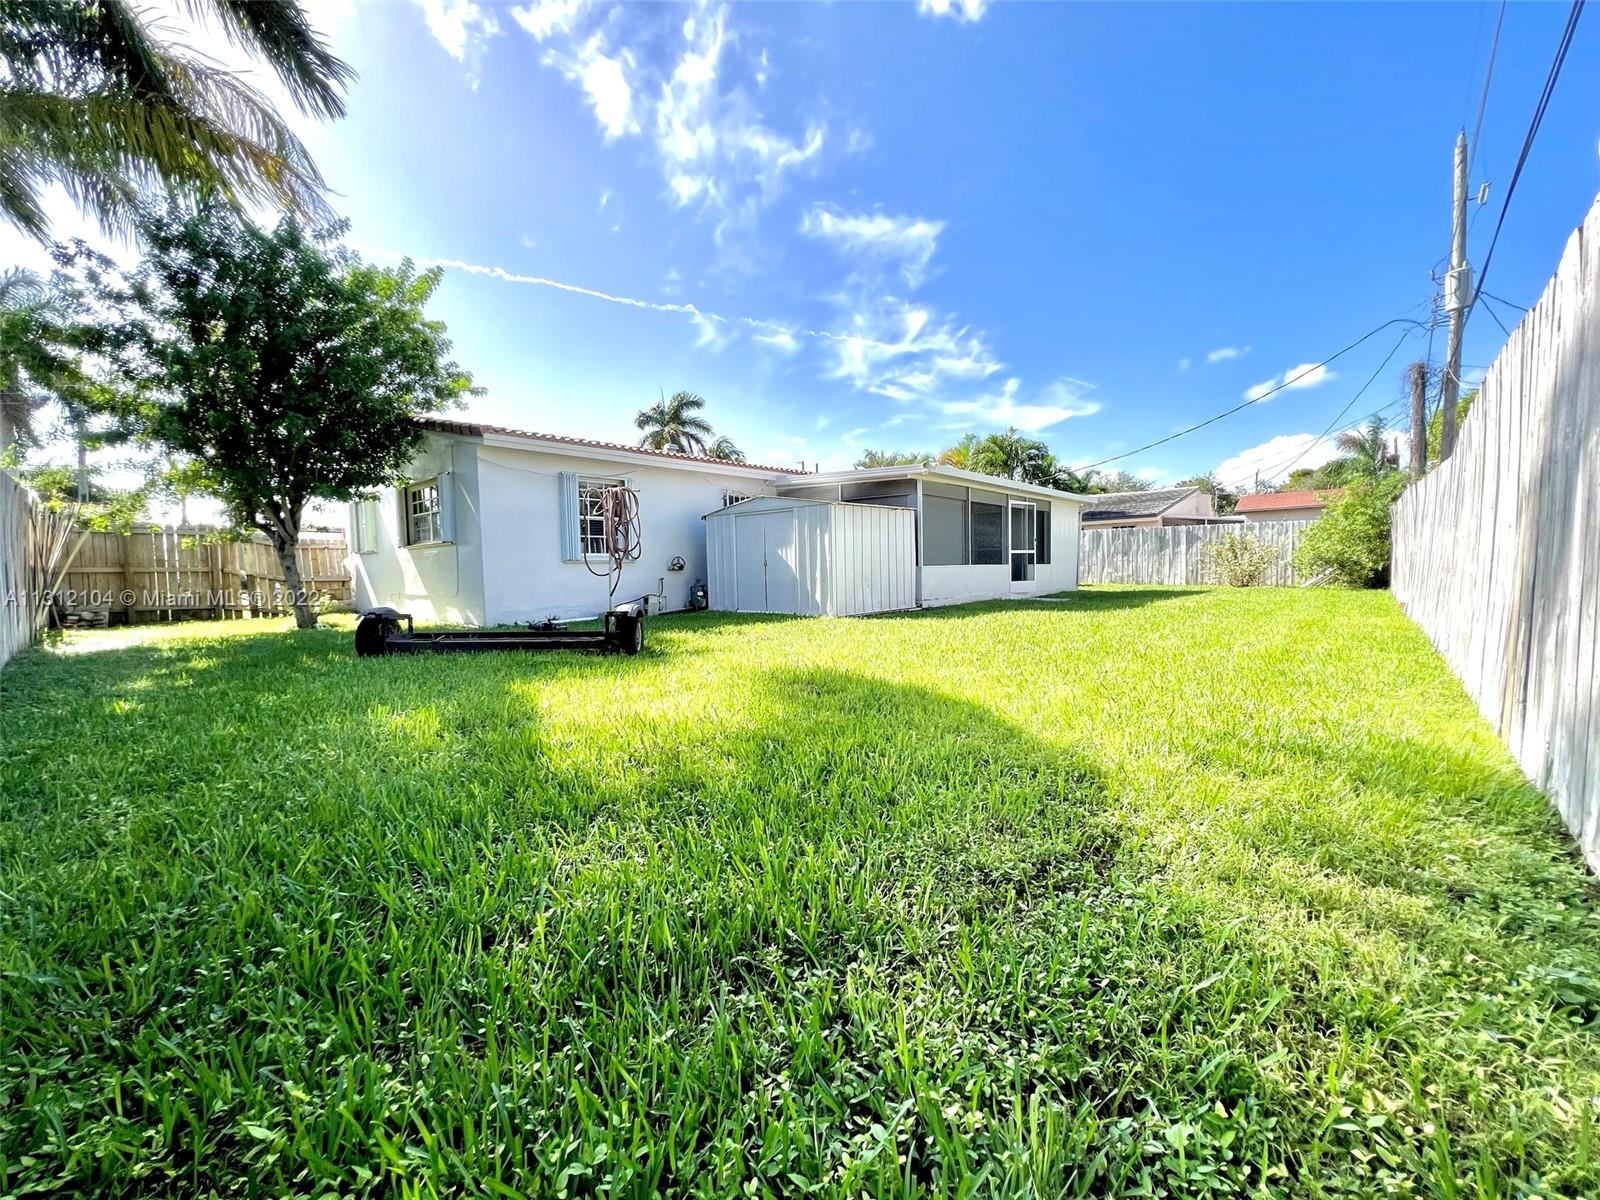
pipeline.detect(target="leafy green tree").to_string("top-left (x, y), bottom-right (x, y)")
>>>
top-left (0, 0), bottom-right (351, 239)
top-left (967, 427), bottom-right (1059, 486)
top-left (937, 433), bottom-right (980, 470)
top-left (1426, 389), bottom-right (1476, 466)
top-left (707, 435), bottom-right (745, 463)
top-left (636, 390), bottom-right (714, 455)
top-left (855, 449), bottom-right (933, 468)
top-left (1329, 415), bottom-right (1400, 484)
top-left (13, 458), bottom-right (148, 531)
top-left (1293, 473), bottom-right (1407, 588)
top-left (1087, 470), bottom-right (1156, 494)
top-left (0, 268), bottom-right (88, 452)
top-left (1175, 472), bottom-right (1239, 515)
top-left (68, 204), bottom-right (477, 628)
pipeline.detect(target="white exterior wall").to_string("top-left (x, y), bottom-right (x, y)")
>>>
top-left (475, 443), bottom-right (779, 622)
top-left (347, 438), bottom-right (487, 624)
top-left (706, 496), bottom-right (916, 617)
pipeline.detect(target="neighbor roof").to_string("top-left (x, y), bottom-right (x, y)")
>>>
top-left (1081, 486), bottom-right (1200, 523)
top-left (419, 418), bottom-right (808, 475)
top-left (1234, 489), bottom-right (1342, 513)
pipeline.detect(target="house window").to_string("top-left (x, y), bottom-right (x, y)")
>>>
top-left (971, 499), bottom-right (1005, 565)
top-left (578, 476), bottom-right (625, 555)
top-left (722, 490), bottom-right (752, 508)
top-left (351, 499), bottom-right (379, 554)
top-left (923, 493), bottom-right (969, 566)
top-left (1036, 508), bottom-right (1052, 565)
top-left (406, 481), bottom-right (441, 545)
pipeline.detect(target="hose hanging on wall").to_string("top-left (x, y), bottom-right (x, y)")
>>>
top-left (582, 484), bottom-right (643, 598)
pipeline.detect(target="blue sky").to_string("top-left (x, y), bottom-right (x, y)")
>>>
top-left (19, 0), bottom-right (1600, 492)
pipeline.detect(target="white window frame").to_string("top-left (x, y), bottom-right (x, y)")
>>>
top-left (722, 490), bottom-right (753, 508)
top-left (406, 479), bottom-right (442, 546)
top-left (577, 475), bottom-right (625, 557)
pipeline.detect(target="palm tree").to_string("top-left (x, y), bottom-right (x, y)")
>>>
top-left (0, 269), bottom-right (85, 454)
top-left (707, 436), bottom-right (745, 462)
top-left (938, 433), bottom-right (980, 470)
top-left (1332, 415), bottom-right (1400, 483)
top-left (0, 0), bottom-right (353, 240)
top-left (970, 428), bottom-right (1056, 485)
top-left (635, 390), bottom-right (714, 455)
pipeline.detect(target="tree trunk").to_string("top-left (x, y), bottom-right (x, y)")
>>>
top-left (269, 529), bottom-right (316, 629)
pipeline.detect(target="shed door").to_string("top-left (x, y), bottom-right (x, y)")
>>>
top-left (732, 510), bottom-right (803, 613)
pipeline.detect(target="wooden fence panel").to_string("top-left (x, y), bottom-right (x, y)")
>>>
top-left (1080, 521), bottom-right (1313, 586)
top-left (1392, 191), bottom-right (1600, 875)
top-left (50, 527), bottom-right (351, 623)
top-left (0, 471), bottom-right (73, 672)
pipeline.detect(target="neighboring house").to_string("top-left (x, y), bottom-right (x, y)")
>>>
top-left (1235, 489), bottom-right (1342, 523)
top-left (1080, 486), bottom-right (1239, 529)
top-left (346, 419), bottom-right (801, 624)
top-left (346, 422), bottom-right (1089, 623)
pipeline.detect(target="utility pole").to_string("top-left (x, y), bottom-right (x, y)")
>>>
top-left (1439, 129), bottom-right (1471, 463)
top-left (1407, 360), bottom-right (1428, 476)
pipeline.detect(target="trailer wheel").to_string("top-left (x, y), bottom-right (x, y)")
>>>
top-left (612, 614), bottom-right (644, 655)
top-left (354, 613), bottom-right (396, 657)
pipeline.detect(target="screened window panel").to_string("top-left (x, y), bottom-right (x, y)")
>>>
top-left (1036, 509), bottom-right (1052, 565)
top-left (923, 494), bottom-right (969, 566)
top-left (971, 500), bottom-right (1004, 565)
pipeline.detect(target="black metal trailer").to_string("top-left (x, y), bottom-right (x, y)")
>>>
top-left (355, 603), bottom-right (645, 657)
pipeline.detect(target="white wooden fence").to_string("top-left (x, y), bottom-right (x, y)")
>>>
top-left (1081, 521), bottom-right (1313, 586)
top-left (1392, 192), bottom-right (1600, 875)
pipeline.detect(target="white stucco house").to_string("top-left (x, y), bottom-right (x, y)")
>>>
top-left (346, 420), bottom-right (1087, 624)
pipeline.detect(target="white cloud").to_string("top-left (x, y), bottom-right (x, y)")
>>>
top-left (691, 311), bottom-right (733, 351)
top-left (510, 0), bottom-right (586, 41)
top-left (941, 377), bottom-right (1101, 433)
top-left (414, 0), bottom-right (499, 75)
top-left (754, 329), bottom-right (798, 354)
top-left (917, 0), bottom-right (988, 22)
top-left (505, 1), bottom-right (825, 228)
top-left (1243, 362), bottom-right (1335, 402)
top-left (1214, 431), bottom-right (1344, 492)
top-left (1207, 345), bottom-right (1247, 363)
top-left (800, 206), bottom-right (945, 288)
top-left (1137, 466), bottom-right (1164, 482)
top-left (1177, 357), bottom-right (1191, 371)
top-left (826, 297), bottom-right (1003, 402)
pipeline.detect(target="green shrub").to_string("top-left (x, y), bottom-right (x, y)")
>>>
top-left (1294, 473), bottom-right (1407, 587)
top-left (1202, 531), bottom-right (1279, 586)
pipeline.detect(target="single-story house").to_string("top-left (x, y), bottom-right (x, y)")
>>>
top-left (1080, 486), bottom-right (1240, 529)
top-left (346, 421), bottom-right (1088, 624)
top-left (1234, 489), bottom-right (1342, 523)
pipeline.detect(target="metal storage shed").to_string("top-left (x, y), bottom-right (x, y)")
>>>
top-left (705, 495), bottom-right (916, 616)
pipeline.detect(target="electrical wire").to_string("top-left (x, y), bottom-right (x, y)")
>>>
top-left (1254, 326), bottom-right (1419, 483)
top-left (1077, 315), bottom-right (1433, 472)
top-left (1480, 288), bottom-right (1528, 312)
top-left (1477, 293), bottom-right (1516, 339)
top-left (1470, 0), bottom-right (1586, 310)
top-left (1466, 0), bottom-right (1507, 180)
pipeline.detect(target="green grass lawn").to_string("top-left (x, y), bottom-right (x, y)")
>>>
top-left (2, 587), bottom-right (1597, 1198)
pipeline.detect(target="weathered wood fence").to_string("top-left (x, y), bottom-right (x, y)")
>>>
top-left (1081, 521), bottom-right (1313, 586)
top-left (55, 527), bottom-right (350, 625)
top-left (1392, 192), bottom-right (1600, 875)
top-left (1, 470), bottom-right (75, 671)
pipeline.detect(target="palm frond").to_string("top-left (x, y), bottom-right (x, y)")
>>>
top-left (186, 0), bottom-right (353, 118)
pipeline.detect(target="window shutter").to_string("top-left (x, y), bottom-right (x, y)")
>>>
top-left (436, 471), bottom-right (455, 543)
top-left (395, 486), bottom-right (409, 547)
top-left (558, 471), bottom-right (580, 561)
top-left (348, 502), bottom-right (362, 553)
top-left (361, 501), bottom-right (378, 554)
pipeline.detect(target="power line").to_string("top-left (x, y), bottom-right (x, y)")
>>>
top-left (1480, 287), bottom-right (1527, 312)
top-left (1079, 314), bottom-right (1432, 472)
top-left (1256, 326), bottom-right (1419, 482)
top-left (1470, 0), bottom-right (1586, 310)
top-left (1478, 293), bottom-right (1516, 339)
top-left (1466, 0), bottom-right (1507, 181)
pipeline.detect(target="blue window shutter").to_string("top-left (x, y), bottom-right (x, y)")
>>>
top-left (436, 471), bottom-right (455, 543)
top-left (558, 471), bottom-right (579, 561)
